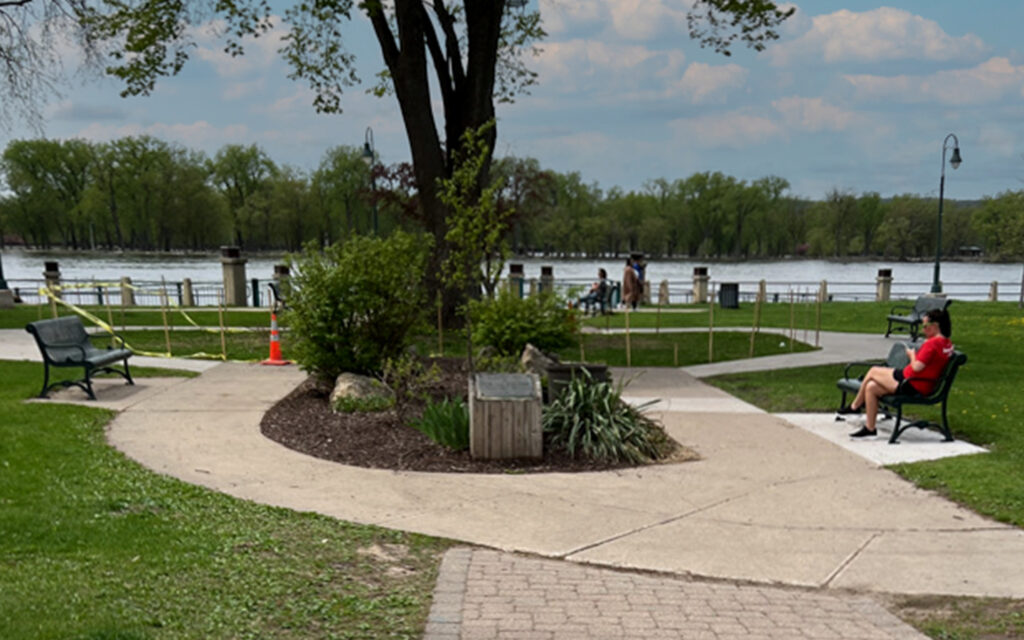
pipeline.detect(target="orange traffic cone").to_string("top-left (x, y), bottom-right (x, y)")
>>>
top-left (261, 312), bottom-right (291, 366)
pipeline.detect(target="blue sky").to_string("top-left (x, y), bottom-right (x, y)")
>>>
top-left (4, 1), bottom-right (1024, 201)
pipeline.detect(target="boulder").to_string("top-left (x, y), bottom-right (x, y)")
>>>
top-left (519, 343), bottom-right (558, 377)
top-left (330, 372), bottom-right (394, 413)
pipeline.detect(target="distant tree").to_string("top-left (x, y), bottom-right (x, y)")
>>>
top-left (209, 144), bottom-right (277, 249)
top-left (973, 191), bottom-right (1024, 259)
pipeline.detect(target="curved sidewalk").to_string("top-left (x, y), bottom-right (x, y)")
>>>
top-left (4, 326), bottom-right (1023, 599)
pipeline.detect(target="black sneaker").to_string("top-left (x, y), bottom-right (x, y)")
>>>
top-left (849, 426), bottom-right (878, 439)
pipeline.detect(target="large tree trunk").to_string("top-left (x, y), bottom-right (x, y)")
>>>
top-left (369, 0), bottom-right (504, 321)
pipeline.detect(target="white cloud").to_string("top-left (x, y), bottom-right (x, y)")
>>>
top-left (672, 62), bottom-right (747, 104)
top-left (223, 79), bottom-right (267, 101)
top-left (533, 39), bottom-right (671, 91)
top-left (75, 120), bottom-right (252, 150)
top-left (607, 0), bottom-right (688, 41)
top-left (193, 17), bottom-right (289, 78)
top-left (772, 96), bottom-right (860, 132)
top-left (845, 57), bottom-right (1024, 105)
top-left (539, 0), bottom-right (692, 40)
top-left (769, 7), bottom-right (987, 65)
top-left (539, 0), bottom-right (606, 35)
top-left (670, 111), bottom-right (782, 149)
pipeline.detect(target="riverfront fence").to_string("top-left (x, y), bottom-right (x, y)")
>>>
top-left (6, 274), bottom-right (1020, 308)
top-left (5, 250), bottom-right (1022, 307)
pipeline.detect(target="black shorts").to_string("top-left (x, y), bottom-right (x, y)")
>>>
top-left (892, 368), bottom-right (921, 396)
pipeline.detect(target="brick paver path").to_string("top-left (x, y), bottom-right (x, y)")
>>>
top-left (425, 548), bottom-right (925, 640)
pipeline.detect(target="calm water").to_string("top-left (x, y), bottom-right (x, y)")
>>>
top-left (3, 248), bottom-right (1022, 302)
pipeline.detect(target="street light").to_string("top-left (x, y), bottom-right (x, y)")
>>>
top-left (931, 133), bottom-right (962, 294)
top-left (360, 127), bottom-right (379, 235)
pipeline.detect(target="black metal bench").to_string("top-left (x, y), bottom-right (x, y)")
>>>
top-left (25, 316), bottom-right (134, 400)
top-left (885, 296), bottom-right (952, 340)
top-left (836, 346), bottom-right (967, 444)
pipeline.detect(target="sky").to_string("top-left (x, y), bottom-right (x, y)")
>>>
top-left (3, 0), bottom-right (1024, 201)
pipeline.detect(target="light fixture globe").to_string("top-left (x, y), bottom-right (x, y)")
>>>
top-left (950, 146), bottom-right (962, 170)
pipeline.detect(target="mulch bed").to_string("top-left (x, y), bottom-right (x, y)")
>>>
top-left (261, 357), bottom-right (693, 474)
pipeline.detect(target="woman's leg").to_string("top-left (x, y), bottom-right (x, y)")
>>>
top-left (850, 366), bottom-right (899, 409)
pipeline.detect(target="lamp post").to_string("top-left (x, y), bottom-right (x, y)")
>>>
top-left (931, 133), bottom-right (962, 295)
top-left (360, 127), bottom-right (379, 235)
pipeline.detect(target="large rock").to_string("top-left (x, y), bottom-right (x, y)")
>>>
top-left (330, 372), bottom-right (394, 413)
top-left (520, 343), bottom-right (558, 377)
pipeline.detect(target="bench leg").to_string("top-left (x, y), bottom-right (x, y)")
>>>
top-left (939, 401), bottom-right (954, 442)
top-left (122, 358), bottom-right (135, 386)
top-left (39, 362), bottom-right (52, 398)
top-left (885, 320), bottom-right (892, 338)
top-left (83, 368), bottom-right (98, 401)
top-left (888, 406), bottom-right (904, 444)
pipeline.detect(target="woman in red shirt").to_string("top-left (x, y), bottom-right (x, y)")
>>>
top-left (838, 308), bottom-right (954, 438)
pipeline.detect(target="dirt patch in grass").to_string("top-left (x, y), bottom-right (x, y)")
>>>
top-left (260, 357), bottom-right (695, 474)
top-left (885, 593), bottom-right (1024, 639)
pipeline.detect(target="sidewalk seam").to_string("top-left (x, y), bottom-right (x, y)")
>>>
top-left (823, 531), bottom-right (881, 588)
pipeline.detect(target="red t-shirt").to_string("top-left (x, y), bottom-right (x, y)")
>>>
top-left (903, 336), bottom-right (954, 394)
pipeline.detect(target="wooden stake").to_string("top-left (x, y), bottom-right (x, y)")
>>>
top-left (160, 278), bottom-right (172, 355)
top-left (1019, 265), bottom-right (1023, 309)
top-left (579, 332), bottom-right (586, 362)
top-left (815, 293), bottom-right (822, 348)
top-left (748, 290), bottom-right (760, 358)
top-left (437, 291), bottom-right (444, 355)
top-left (656, 300), bottom-right (661, 334)
top-left (708, 284), bottom-right (715, 363)
top-left (218, 293), bottom-right (227, 360)
top-left (625, 307), bottom-right (632, 368)
top-left (789, 289), bottom-right (795, 352)
top-left (105, 286), bottom-right (116, 349)
top-left (674, 343), bottom-right (678, 367)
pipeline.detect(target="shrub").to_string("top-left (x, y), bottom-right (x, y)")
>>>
top-left (411, 397), bottom-right (469, 451)
top-left (332, 394), bottom-right (395, 414)
top-left (285, 232), bottom-right (431, 377)
top-left (542, 371), bottom-right (673, 464)
top-left (470, 288), bottom-right (576, 356)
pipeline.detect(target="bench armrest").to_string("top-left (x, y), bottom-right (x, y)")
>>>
top-left (888, 303), bottom-right (913, 315)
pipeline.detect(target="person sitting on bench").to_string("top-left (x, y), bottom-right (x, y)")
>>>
top-left (837, 308), bottom-right (954, 439)
top-left (577, 268), bottom-right (608, 314)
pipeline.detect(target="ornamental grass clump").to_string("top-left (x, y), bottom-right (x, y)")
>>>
top-left (542, 370), bottom-right (673, 464)
top-left (411, 397), bottom-right (470, 451)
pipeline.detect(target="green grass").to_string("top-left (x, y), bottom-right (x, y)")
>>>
top-left (557, 331), bottom-right (815, 367)
top-left (1, 304), bottom-right (271, 330)
top-left (584, 300), bottom-right (903, 333)
top-left (706, 301), bottom-right (1024, 528)
top-left (0, 359), bottom-right (450, 639)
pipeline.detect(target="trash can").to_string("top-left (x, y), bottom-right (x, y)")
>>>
top-left (719, 283), bottom-right (739, 309)
top-left (546, 363), bottom-right (609, 402)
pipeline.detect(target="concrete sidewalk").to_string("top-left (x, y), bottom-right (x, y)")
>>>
top-left (46, 362), bottom-right (1021, 601)
top-left (6, 326), bottom-right (1023, 638)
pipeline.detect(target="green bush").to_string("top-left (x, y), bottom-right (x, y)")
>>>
top-left (411, 397), bottom-right (469, 451)
top-left (543, 371), bottom-right (672, 464)
top-left (285, 232), bottom-right (431, 377)
top-left (470, 288), bottom-right (576, 356)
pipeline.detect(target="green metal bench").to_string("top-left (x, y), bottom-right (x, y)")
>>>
top-left (25, 316), bottom-right (134, 400)
top-left (836, 346), bottom-right (967, 444)
top-left (885, 296), bottom-right (952, 340)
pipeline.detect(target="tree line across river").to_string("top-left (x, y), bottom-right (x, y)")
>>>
top-left (3, 136), bottom-right (1023, 260)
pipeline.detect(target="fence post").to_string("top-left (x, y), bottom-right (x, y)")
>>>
top-left (251, 277), bottom-right (260, 307)
top-left (539, 266), bottom-right (554, 294)
top-left (120, 276), bottom-right (135, 307)
top-left (182, 278), bottom-right (195, 307)
top-left (693, 266), bottom-right (709, 304)
top-left (989, 281), bottom-right (998, 302)
top-left (875, 268), bottom-right (892, 302)
top-left (508, 263), bottom-right (524, 298)
top-left (658, 279), bottom-right (669, 305)
top-left (43, 261), bottom-right (61, 301)
top-left (220, 246), bottom-right (248, 307)
top-left (818, 280), bottom-right (828, 303)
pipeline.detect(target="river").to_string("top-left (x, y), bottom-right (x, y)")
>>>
top-left (3, 248), bottom-right (1022, 302)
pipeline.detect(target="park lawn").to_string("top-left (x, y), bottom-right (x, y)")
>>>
top-left (117, 328), bottom-right (271, 362)
top-left (706, 301), bottom-right (1024, 528)
top-left (583, 300), bottom-right (906, 333)
top-left (1, 304), bottom-right (270, 331)
top-left (557, 330), bottom-right (815, 367)
top-left (0, 359), bottom-right (450, 639)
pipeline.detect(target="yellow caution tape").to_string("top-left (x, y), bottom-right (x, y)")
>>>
top-left (38, 286), bottom-right (270, 362)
